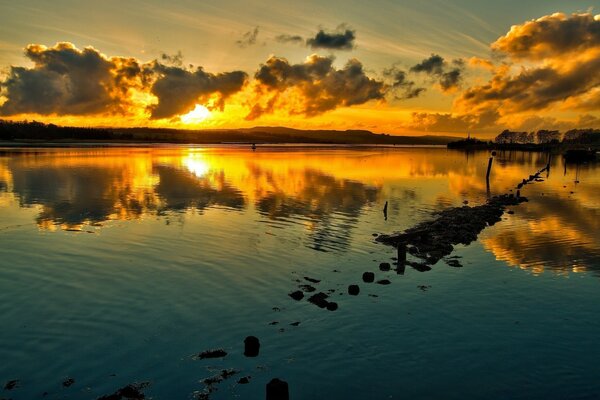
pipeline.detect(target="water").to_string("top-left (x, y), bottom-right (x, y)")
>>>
top-left (0, 146), bottom-right (599, 399)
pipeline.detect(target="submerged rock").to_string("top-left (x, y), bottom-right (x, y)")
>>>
top-left (97, 382), bottom-right (150, 400)
top-left (379, 262), bottom-right (391, 271)
top-left (362, 272), bottom-right (375, 283)
top-left (3, 380), bottom-right (19, 390)
top-left (244, 336), bottom-right (260, 357)
top-left (303, 276), bottom-right (320, 284)
top-left (298, 284), bottom-right (316, 292)
top-left (62, 377), bottom-right (75, 387)
top-left (348, 284), bottom-right (360, 296)
top-left (308, 292), bottom-right (330, 308)
top-left (376, 194), bottom-right (528, 268)
top-left (288, 291), bottom-right (304, 301)
top-left (197, 349), bottom-right (228, 360)
top-left (307, 292), bottom-right (338, 311)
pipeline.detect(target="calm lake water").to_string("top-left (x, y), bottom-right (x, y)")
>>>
top-left (0, 146), bottom-right (599, 399)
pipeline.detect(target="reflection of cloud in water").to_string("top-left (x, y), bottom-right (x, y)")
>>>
top-left (154, 166), bottom-right (245, 212)
top-left (255, 169), bottom-right (379, 252)
top-left (482, 183), bottom-right (600, 276)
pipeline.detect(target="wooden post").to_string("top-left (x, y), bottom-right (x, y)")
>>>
top-left (397, 242), bottom-right (406, 274)
top-left (486, 156), bottom-right (493, 183)
top-left (383, 201), bottom-right (388, 221)
top-left (266, 378), bottom-right (289, 400)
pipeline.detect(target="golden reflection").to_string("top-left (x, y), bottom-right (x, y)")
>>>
top-left (1, 147), bottom-right (599, 270)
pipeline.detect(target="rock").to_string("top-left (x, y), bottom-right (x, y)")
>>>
top-left (62, 377), bottom-right (75, 387)
top-left (308, 292), bottom-right (330, 308)
top-left (327, 302), bottom-right (338, 311)
top-left (418, 285), bottom-right (431, 291)
top-left (269, 321), bottom-right (279, 325)
top-left (298, 284), bottom-right (316, 292)
top-left (379, 262), bottom-right (391, 271)
top-left (376, 279), bottom-right (391, 285)
top-left (288, 291), bottom-right (304, 301)
top-left (362, 272), bottom-right (375, 283)
top-left (4, 380), bottom-right (19, 390)
top-left (198, 349), bottom-right (227, 359)
top-left (507, 210), bottom-right (514, 214)
top-left (348, 285), bottom-right (360, 295)
top-left (237, 376), bottom-right (251, 384)
top-left (266, 378), bottom-right (289, 400)
top-left (290, 321), bottom-right (301, 326)
top-left (97, 382), bottom-right (150, 400)
top-left (303, 276), bottom-right (320, 283)
top-left (244, 336), bottom-right (260, 357)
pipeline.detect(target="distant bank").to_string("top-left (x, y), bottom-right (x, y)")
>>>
top-left (0, 120), bottom-right (459, 146)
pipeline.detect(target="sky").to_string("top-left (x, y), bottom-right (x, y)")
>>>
top-left (0, 0), bottom-right (599, 137)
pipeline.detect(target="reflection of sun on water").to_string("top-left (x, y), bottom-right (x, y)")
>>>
top-left (184, 152), bottom-right (210, 177)
top-left (181, 104), bottom-right (211, 124)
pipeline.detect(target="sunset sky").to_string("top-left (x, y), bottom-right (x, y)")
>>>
top-left (0, 0), bottom-right (599, 137)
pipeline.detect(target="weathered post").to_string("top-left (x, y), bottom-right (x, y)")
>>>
top-left (486, 156), bottom-right (494, 183)
top-left (266, 378), bottom-right (289, 400)
top-left (383, 201), bottom-right (388, 221)
top-left (244, 336), bottom-right (260, 357)
top-left (397, 242), bottom-right (407, 274)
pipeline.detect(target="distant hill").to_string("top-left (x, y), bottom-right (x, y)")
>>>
top-left (0, 120), bottom-right (460, 145)
top-left (114, 126), bottom-right (459, 145)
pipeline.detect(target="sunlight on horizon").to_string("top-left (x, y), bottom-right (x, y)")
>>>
top-left (180, 104), bottom-right (211, 125)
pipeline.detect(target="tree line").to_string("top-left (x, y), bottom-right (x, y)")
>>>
top-left (494, 129), bottom-right (600, 145)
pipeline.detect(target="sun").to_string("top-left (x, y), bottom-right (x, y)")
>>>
top-left (181, 104), bottom-right (211, 124)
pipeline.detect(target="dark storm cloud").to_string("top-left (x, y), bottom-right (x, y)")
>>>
top-left (148, 63), bottom-right (247, 119)
top-left (0, 42), bottom-right (148, 116)
top-left (409, 54), bottom-right (464, 92)
top-left (275, 34), bottom-right (304, 45)
top-left (246, 54), bottom-right (384, 119)
top-left (236, 27), bottom-right (260, 48)
top-left (306, 27), bottom-right (356, 50)
top-left (383, 67), bottom-right (425, 99)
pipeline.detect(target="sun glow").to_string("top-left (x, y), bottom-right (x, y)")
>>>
top-left (181, 104), bottom-right (211, 124)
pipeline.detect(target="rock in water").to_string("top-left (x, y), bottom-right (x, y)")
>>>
top-left (362, 272), bottom-right (375, 283)
top-left (348, 284), bottom-right (360, 295)
top-left (288, 291), bottom-right (304, 301)
top-left (244, 336), bottom-right (260, 357)
top-left (379, 262), bottom-right (391, 271)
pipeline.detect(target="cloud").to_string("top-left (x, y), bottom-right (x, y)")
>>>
top-left (0, 42), bottom-right (148, 116)
top-left (236, 27), bottom-right (260, 48)
top-left (148, 63), bottom-right (247, 119)
top-left (0, 42), bottom-right (248, 120)
top-left (306, 27), bottom-right (356, 50)
top-left (383, 67), bottom-right (425, 99)
top-left (160, 51), bottom-right (184, 67)
top-left (409, 54), bottom-right (464, 92)
top-left (410, 54), bottom-right (445, 75)
top-left (246, 54), bottom-right (384, 119)
top-left (492, 12), bottom-right (600, 60)
top-left (275, 34), bottom-right (304, 45)
top-left (455, 13), bottom-right (600, 116)
top-left (409, 109), bottom-right (500, 133)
